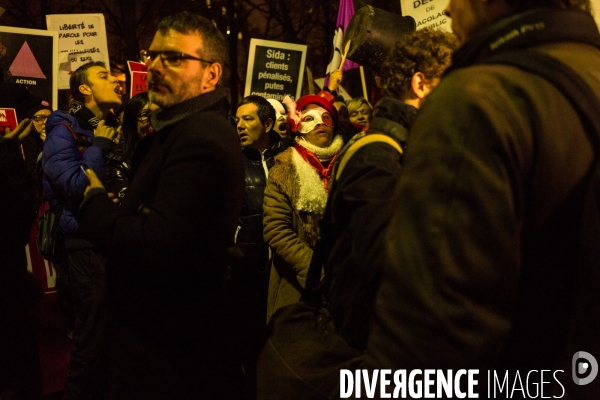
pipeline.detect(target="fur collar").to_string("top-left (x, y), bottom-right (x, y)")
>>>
top-left (290, 147), bottom-right (328, 214)
top-left (295, 135), bottom-right (343, 162)
top-left (270, 135), bottom-right (342, 215)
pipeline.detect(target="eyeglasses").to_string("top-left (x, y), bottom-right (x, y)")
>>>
top-left (140, 50), bottom-right (214, 67)
top-left (31, 115), bottom-right (49, 122)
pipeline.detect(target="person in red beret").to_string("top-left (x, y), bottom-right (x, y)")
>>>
top-left (263, 91), bottom-right (344, 322)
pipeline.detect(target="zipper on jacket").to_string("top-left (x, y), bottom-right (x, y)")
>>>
top-left (261, 150), bottom-right (269, 178)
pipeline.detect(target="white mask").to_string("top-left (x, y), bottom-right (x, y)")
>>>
top-left (297, 107), bottom-right (333, 134)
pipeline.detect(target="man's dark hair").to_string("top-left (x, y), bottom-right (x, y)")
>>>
top-left (505, 0), bottom-right (590, 11)
top-left (157, 11), bottom-right (227, 66)
top-left (380, 29), bottom-right (458, 99)
top-left (69, 61), bottom-right (106, 103)
top-left (238, 95), bottom-right (276, 126)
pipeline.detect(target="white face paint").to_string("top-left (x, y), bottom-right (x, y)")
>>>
top-left (297, 107), bottom-right (333, 134)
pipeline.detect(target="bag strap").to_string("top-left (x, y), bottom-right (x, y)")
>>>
top-left (59, 122), bottom-right (91, 157)
top-left (334, 133), bottom-right (403, 181)
top-left (484, 50), bottom-right (600, 149)
top-left (303, 132), bottom-right (404, 304)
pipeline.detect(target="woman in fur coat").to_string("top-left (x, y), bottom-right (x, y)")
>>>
top-left (263, 92), bottom-right (343, 322)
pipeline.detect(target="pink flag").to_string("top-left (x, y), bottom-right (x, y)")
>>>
top-left (326, 0), bottom-right (360, 76)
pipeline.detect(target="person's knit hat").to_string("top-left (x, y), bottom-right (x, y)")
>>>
top-left (267, 98), bottom-right (286, 118)
top-left (23, 99), bottom-right (52, 119)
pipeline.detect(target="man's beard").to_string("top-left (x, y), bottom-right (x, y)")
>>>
top-left (148, 76), bottom-right (174, 108)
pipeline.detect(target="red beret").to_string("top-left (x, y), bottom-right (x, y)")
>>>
top-left (295, 91), bottom-right (338, 127)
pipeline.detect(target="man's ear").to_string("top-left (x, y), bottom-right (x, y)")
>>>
top-left (203, 63), bottom-right (222, 89)
top-left (410, 72), bottom-right (428, 100)
top-left (264, 118), bottom-right (274, 133)
top-left (79, 84), bottom-right (92, 98)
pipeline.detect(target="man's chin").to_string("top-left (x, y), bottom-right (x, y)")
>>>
top-left (149, 92), bottom-right (171, 109)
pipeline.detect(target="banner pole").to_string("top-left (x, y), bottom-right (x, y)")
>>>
top-left (359, 66), bottom-right (368, 100)
top-left (306, 66), bottom-right (315, 95)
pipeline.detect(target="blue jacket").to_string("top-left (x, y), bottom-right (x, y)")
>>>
top-left (42, 110), bottom-right (111, 235)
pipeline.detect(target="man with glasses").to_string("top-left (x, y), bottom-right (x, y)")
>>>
top-left (77, 12), bottom-right (245, 398)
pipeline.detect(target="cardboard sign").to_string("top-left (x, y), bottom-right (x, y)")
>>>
top-left (0, 27), bottom-right (59, 109)
top-left (401, 0), bottom-right (451, 32)
top-left (244, 39), bottom-right (307, 101)
top-left (127, 61), bottom-right (148, 97)
top-left (46, 14), bottom-right (110, 90)
top-left (0, 107), bottom-right (18, 133)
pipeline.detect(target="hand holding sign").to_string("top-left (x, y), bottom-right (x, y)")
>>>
top-left (328, 69), bottom-right (343, 92)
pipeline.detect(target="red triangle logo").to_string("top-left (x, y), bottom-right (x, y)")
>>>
top-left (9, 41), bottom-right (47, 79)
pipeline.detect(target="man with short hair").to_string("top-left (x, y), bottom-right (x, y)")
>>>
top-left (78, 12), bottom-right (245, 398)
top-left (233, 95), bottom-right (287, 395)
top-left (42, 60), bottom-right (121, 399)
top-left (319, 28), bottom-right (457, 352)
top-left (368, 0), bottom-right (600, 396)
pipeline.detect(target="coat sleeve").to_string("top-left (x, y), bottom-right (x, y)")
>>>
top-left (42, 124), bottom-right (105, 197)
top-left (367, 69), bottom-right (532, 369)
top-left (263, 174), bottom-right (313, 281)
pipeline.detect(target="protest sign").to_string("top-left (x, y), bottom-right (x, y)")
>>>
top-left (46, 14), bottom-right (110, 90)
top-left (0, 107), bottom-right (18, 133)
top-left (244, 39), bottom-right (307, 101)
top-left (0, 27), bottom-right (58, 109)
top-left (128, 61), bottom-right (148, 97)
top-left (400, 0), bottom-right (451, 32)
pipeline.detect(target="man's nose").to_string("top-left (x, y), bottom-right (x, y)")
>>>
top-left (148, 57), bottom-right (164, 74)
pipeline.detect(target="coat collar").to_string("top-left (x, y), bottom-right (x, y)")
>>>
top-left (448, 8), bottom-right (600, 74)
top-left (150, 89), bottom-right (228, 132)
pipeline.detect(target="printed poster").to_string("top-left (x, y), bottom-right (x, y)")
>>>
top-left (244, 39), bottom-right (307, 101)
top-left (46, 14), bottom-right (110, 90)
top-left (0, 27), bottom-right (58, 109)
top-left (400, 0), bottom-right (451, 32)
top-left (127, 61), bottom-right (148, 98)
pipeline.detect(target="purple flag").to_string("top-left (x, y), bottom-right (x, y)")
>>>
top-left (326, 0), bottom-right (360, 76)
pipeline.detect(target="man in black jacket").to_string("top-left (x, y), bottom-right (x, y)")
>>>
top-left (78, 12), bottom-right (245, 398)
top-left (367, 0), bottom-right (600, 397)
top-left (233, 95), bottom-right (287, 397)
top-left (321, 28), bottom-right (457, 352)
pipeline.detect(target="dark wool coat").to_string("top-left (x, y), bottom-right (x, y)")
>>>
top-left (78, 90), bottom-right (245, 399)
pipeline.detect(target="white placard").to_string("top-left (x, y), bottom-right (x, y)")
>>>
top-left (46, 14), bottom-right (110, 90)
top-left (401, 0), bottom-right (451, 32)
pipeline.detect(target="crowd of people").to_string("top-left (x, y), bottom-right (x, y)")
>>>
top-left (1, 0), bottom-right (600, 398)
